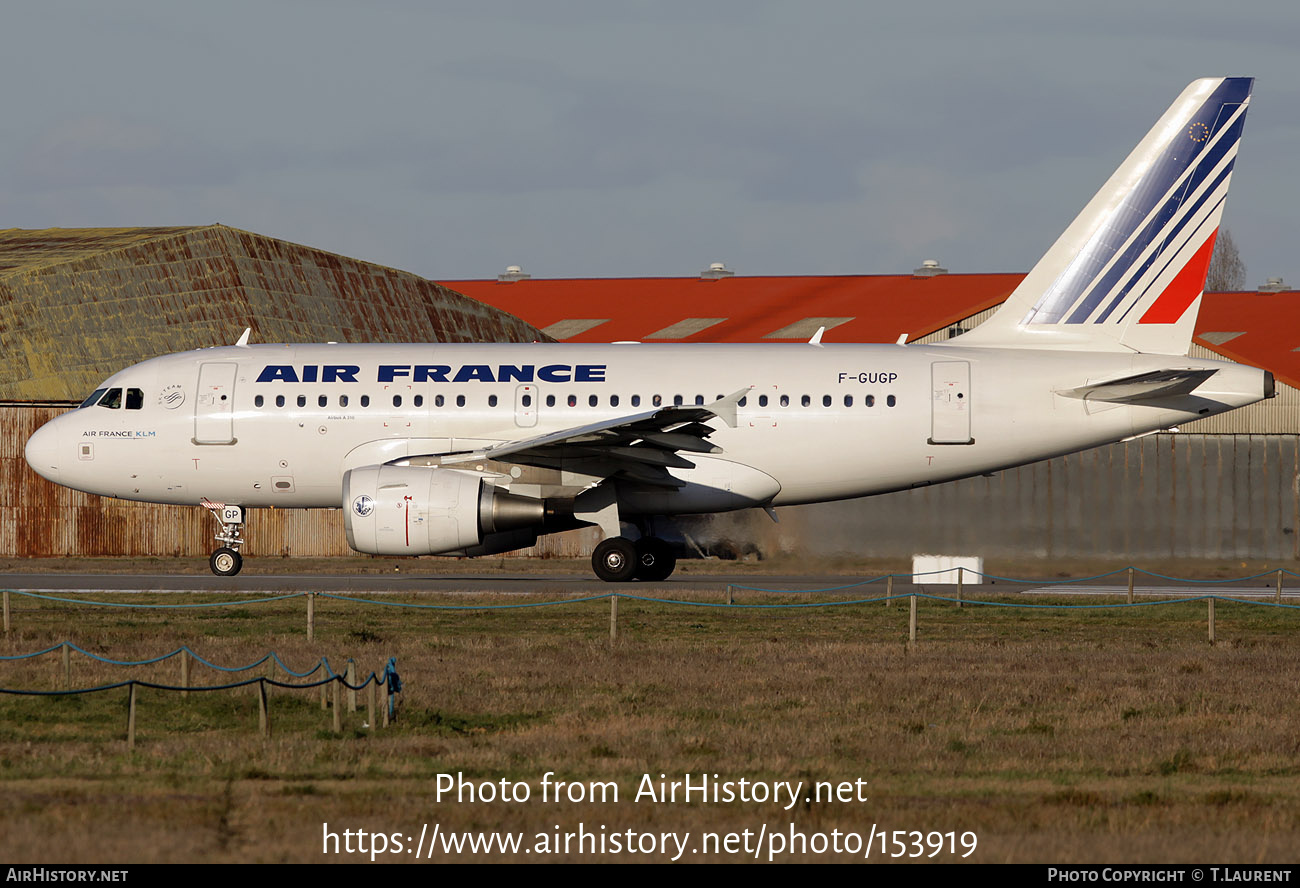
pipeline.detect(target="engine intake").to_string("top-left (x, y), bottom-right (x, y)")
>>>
top-left (343, 465), bottom-right (544, 555)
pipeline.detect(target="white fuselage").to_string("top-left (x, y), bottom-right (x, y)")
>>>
top-left (25, 341), bottom-right (1270, 517)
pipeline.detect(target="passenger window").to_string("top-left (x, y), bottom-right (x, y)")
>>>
top-left (610, 395), bottom-right (619, 407)
top-left (801, 395), bottom-right (810, 407)
top-left (844, 395), bottom-right (853, 407)
top-left (695, 395), bottom-right (705, 406)
top-left (80, 388), bottom-right (108, 409)
top-left (546, 395), bottom-right (556, 407)
top-left (865, 395), bottom-right (875, 407)
top-left (276, 395), bottom-right (285, 408)
top-left (780, 395), bottom-right (789, 407)
top-left (653, 394), bottom-right (662, 406)
top-left (393, 395), bottom-right (402, 407)
top-left (887, 395), bottom-right (897, 407)
top-left (361, 395), bottom-right (370, 407)
top-left (521, 394), bottom-right (531, 407)
top-left (318, 395), bottom-right (328, 408)
top-left (589, 395), bottom-right (598, 407)
top-left (673, 395), bottom-right (683, 406)
top-left (568, 395), bottom-right (577, 407)
top-left (414, 395), bottom-right (424, 407)
top-left (758, 395), bottom-right (768, 407)
top-left (297, 395), bottom-right (306, 408)
top-left (255, 395), bottom-right (264, 408)
top-left (339, 395), bottom-right (349, 407)
top-left (823, 395), bottom-right (831, 407)
top-left (126, 389), bottom-right (144, 410)
top-left (489, 394), bottom-right (499, 407)
top-left (435, 395), bottom-right (445, 407)
top-left (98, 388), bottom-right (123, 409)
top-left (738, 396), bottom-right (747, 407)
top-left (456, 395), bottom-right (465, 407)
top-left (632, 395), bottom-right (641, 407)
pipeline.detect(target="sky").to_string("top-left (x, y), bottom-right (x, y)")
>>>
top-left (1, 1), bottom-right (1297, 286)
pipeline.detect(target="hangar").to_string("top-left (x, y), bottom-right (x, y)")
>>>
top-left (445, 267), bottom-right (1300, 562)
top-left (1, 226), bottom-right (548, 559)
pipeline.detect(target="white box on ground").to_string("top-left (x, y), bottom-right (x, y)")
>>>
top-left (912, 555), bottom-right (984, 584)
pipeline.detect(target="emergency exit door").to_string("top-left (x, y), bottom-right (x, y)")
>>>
top-left (930, 361), bottom-right (972, 445)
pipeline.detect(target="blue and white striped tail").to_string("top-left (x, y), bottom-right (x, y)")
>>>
top-left (959, 78), bottom-right (1253, 355)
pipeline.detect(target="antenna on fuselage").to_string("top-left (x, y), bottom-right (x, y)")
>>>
top-left (235, 327), bottom-right (251, 347)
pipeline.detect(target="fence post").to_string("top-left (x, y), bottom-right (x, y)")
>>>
top-left (609, 595), bottom-right (618, 646)
top-left (127, 682), bottom-right (137, 751)
top-left (1127, 568), bottom-right (1135, 605)
top-left (332, 678), bottom-right (341, 733)
top-left (320, 680), bottom-right (328, 711)
top-left (346, 661), bottom-right (357, 713)
top-left (307, 593), bottom-right (315, 642)
top-left (3, 588), bottom-right (9, 636)
top-left (1277, 569), bottom-right (1284, 604)
top-left (368, 677), bottom-right (376, 730)
top-left (1208, 597), bottom-right (1216, 645)
top-left (62, 642), bottom-right (71, 690)
top-left (885, 574), bottom-right (893, 607)
top-left (380, 674), bottom-right (389, 728)
top-left (908, 594), bottom-right (918, 650)
top-left (726, 585), bottom-right (733, 606)
top-left (180, 649), bottom-right (189, 699)
top-left (957, 566), bottom-right (964, 608)
top-left (258, 678), bottom-right (270, 738)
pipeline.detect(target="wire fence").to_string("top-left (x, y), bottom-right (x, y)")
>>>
top-left (0, 642), bottom-right (402, 748)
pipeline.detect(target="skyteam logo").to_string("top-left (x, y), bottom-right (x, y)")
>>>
top-left (352, 495), bottom-right (374, 518)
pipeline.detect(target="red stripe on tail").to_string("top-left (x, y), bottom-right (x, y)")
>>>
top-left (1137, 228), bottom-right (1219, 324)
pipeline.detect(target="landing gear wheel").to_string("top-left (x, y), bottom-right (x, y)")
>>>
top-left (210, 547), bottom-right (243, 577)
top-left (634, 537), bottom-right (677, 581)
top-left (592, 537), bottom-right (638, 582)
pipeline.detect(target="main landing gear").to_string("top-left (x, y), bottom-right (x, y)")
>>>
top-left (592, 536), bottom-right (677, 583)
top-left (202, 501), bottom-right (246, 576)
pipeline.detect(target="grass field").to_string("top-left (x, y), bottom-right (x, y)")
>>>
top-left (2, 577), bottom-right (1299, 863)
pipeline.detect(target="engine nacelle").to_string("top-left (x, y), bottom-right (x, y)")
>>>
top-left (342, 465), bottom-right (544, 556)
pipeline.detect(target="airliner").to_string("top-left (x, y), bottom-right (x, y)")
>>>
top-left (24, 78), bottom-right (1273, 581)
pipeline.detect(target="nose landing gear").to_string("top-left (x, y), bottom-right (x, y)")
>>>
top-left (202, 500), bottom-right (246, 577)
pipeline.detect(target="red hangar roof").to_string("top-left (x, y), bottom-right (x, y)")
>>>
top-left (441, 274), bottom-right (1300, 391)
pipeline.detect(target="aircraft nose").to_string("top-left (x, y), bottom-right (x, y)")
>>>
top-left (25, 420), bottom-right (63, 484)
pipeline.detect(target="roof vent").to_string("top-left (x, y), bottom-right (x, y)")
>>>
top-left (1259, 276), bottom-right (1288, 292)
top-left (912, 259), bottom-right (948, 278)
top-left (498, 264), bottom-right (531, 282)
top-left (700, 261), bottom-right (734, 280)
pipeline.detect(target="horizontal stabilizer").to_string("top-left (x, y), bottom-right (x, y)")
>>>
top-left (1057, 368), bottom-right (1218, 403)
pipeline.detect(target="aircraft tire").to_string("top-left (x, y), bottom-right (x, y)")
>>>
top-left (633, 537), bottom-right (676, 581)
top-left (210, 547), bottom-right (243, 577)
top-left (592, 537), bottom-right (638, 582)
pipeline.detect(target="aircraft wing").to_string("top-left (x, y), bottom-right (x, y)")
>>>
top-left (435, 387), bottom-right (751, 487)
top-left (1057, 369), bottom-right (1219, 403)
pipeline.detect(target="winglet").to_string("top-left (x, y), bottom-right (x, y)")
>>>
top-left (235, 327), bottom-right (252, 347)
top-left (707, 387), bottom-right (752, 428)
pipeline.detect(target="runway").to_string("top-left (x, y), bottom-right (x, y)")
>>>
top-left (1, 572), bottom-right (1293, 598)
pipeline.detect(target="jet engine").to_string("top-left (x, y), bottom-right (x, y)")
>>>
top-left (342, 465), bottom-right (544, 556)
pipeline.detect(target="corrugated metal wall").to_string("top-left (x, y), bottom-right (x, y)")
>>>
top-left (778, 433), bottom-right (1300, 561)
top-left (7, 403), bottom-right (1297, 562)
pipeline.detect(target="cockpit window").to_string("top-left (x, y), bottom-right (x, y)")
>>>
top-left (97, 388), bottom-right (123, 409)
top-left (79, 388), bottom-right (108, 409)
top-left (125, 388), bottom-right (144, 410)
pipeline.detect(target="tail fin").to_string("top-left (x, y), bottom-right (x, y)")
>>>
top-left (957, 77), bottom-right (1253, 355)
